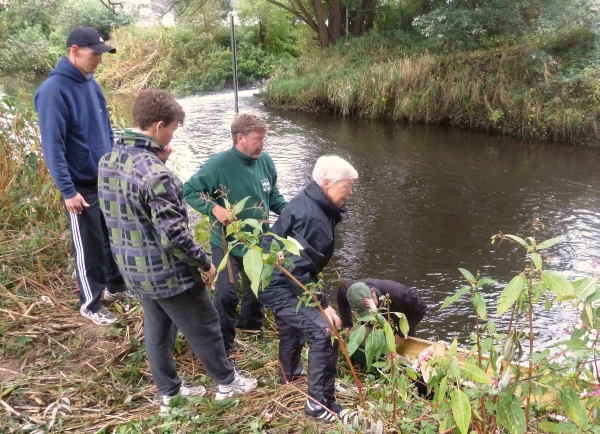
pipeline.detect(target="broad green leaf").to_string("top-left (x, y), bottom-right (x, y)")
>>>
top-left (450, 389), bottom-right (471, 434)
top-left (539, 421), bottom-right (577, 433)
top-left (560, 388), bottom-right (587, 427)
top-left (458, 268), bottom-right (475, 283)
top-left (260, 263), bottom-right (274, 287)
top-left (476, 278), bottom-right (497, 287)
top-left (497, 393), bottom-right (526, 434)
top-left (364, 330), bottom-right (378, 371)
top-left (397, 313), bottom-right (409, 339)
top-left (497, 274), bottom-right (525, 317)
top-left (214, 251), bottom-right (230, 284)
top-left (243, 218), bottom-right (262, 230)
top-left (232, 196), bottom-right (250, 215)
top-left (461, 363), bottom-right (492, 384)
top-left (505, 234), bottom-right (528, 249)
top-left (472, 293), bottom-right (487, 320)
top-left (530, 252), bottom-right (542, 270)
top-left (573, 277), bottom-right (597, 304)
top-left (375, 329), bottom-right (387, 359)
top-left (585, 302), bottom-right (594, 327)
top-left (450, 361), bottom-right (461, 380)
top-left (541, 270), bottom-right (575, 300)
top-left (440, 286), bottom-right (470, 310)
top-left (450, 339), bottom-right (458, 354)
top-left (435, 376), bottom-right (447, 403)
top-left (243, 245), bottom-right (263, 297)
top-left (281, 237), bottom-right (302, 256)
top-left (536, 236), bottom-right (563, 251)
top-left (383, 321), bottom-right (397, 354)
top-left (269, 239), bottom-right (281, 254)
top-left (347, 325), bottom-right (366, 356)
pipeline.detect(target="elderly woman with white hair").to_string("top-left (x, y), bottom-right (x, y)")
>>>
top-left (258, 155), bottom-right (358, 423)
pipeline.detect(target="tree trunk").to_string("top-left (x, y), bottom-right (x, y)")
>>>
top-left (350, 7), bottom-right (363, 37)
top-left (313, 0), bottom-right (330, 47)
top-left (363, 0), bottom-right (376, 32)
top-left (328, 0), bottom-right (342, 43)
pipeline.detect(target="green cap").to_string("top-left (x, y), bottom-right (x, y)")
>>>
top-left (346, 282), bottom-right (372, 318)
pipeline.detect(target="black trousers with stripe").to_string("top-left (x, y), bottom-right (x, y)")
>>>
top-left (67, 183), bottom-right (126, 314)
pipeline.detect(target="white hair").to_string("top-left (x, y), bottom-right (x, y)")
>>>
top-left (312, 155), bottom-right (358, 187)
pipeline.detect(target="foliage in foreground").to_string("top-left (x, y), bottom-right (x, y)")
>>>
top-left (262, 28), bottom-right (600, 145)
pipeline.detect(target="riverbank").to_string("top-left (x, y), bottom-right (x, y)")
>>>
top-left (260, 33), bottom-right (600, 146)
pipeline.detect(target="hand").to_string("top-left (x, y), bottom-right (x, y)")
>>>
top-left (363, 297), bottom-right (377, 310)
top-left (203, 263), bottom-right (216, 285)
top-left (157, 144), bottom-right (173, 162)
top-left (212, 204), bottom-right (236, 226)
top-left (323, 305), bottom-right (341, 329)
top-left (64, 193), bottom-right (90, 214)
top-left (395, 334), bottom-right (406, 349)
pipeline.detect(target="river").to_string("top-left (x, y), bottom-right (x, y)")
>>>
top-left (152, 89), bottom-right (600, 349)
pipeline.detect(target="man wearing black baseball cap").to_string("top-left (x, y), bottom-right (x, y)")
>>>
top-left (34, 27), bottom-right (129, 326)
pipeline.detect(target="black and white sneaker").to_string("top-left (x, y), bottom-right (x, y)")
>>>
top-left (304, 400), bottom-right (343, 422)
top-left (103, 288), bottom-right (137, 302)
top-left (80, 306), bottom-right (117, 325)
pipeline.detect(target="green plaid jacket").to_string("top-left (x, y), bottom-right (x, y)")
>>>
top-left (98, 131), bottom-right (212, 299)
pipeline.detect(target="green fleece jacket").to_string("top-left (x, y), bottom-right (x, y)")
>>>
top-left (183, 146), bottom-right (287, 257)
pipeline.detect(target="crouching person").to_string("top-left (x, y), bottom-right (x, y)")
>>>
top-left (97, 89), bottom-right (257, 413)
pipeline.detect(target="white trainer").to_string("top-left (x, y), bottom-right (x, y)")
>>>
top-left (160, 384), bottom-right (206, 414)
top-left (215, 372), bottom-right (257, 401)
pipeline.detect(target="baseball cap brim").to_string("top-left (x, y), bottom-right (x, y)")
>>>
top-left (88, 43), bottom-right (116, 54)
top-left (356, 304), bottom-right (371, 318)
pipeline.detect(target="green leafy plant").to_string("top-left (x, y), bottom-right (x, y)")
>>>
top-left (425, 218), bottom-right (600, 433)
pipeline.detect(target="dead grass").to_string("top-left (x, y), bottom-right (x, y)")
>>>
top-left (0, 230), bottom-right (380, 433)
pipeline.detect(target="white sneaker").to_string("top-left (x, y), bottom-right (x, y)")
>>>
top-left (215, 372), bottom-right (257, 401)
top-left (80, 306), bottom-right (117, 325)
top-left (103, 288), bottom-right (136, 302)
top-left (159, 385), bottom-right (206, 414)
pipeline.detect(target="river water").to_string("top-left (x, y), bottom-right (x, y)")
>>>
top-left (162, 89), bottom-right (600, 349)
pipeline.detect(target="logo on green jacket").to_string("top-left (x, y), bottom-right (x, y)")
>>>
top-left (261, 179), bottom-right (271, 192)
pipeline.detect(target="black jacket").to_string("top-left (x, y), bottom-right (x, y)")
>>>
top-left (337, 278), bottom-right (427, 337)
top-left (258, 181), bottom-right (347, 307)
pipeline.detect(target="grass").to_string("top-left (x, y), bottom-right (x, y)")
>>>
top-left (261, 33), bottom-right (600, 146)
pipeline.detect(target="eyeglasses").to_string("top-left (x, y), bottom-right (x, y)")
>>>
top-left (244, 135), bottom-right (266, 145)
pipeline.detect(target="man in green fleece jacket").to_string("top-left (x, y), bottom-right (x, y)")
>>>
top-left (183, 113), bottom-right (287, 357)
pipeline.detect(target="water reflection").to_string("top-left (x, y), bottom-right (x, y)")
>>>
top-left (162, 89), bottom-right (600, 349)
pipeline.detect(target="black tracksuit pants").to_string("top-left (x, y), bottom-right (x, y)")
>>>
top-left (67, 183), bottom-right (126, 314)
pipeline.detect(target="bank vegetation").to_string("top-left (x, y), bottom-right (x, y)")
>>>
top-left (261, 2), bottom-right (600, 145)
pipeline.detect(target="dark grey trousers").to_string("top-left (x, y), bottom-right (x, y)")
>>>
top-left (268, 295), bottom-right (339, 406)
top-left (140, 281), bottom-right (235, 396)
